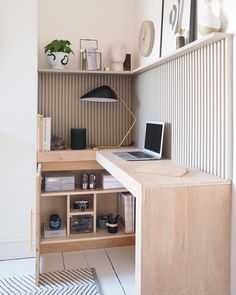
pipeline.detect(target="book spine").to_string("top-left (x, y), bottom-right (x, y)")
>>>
top-left (38, 114), bottom-right (44, 152)
top-left (43, 117), bottom-right (51, 151)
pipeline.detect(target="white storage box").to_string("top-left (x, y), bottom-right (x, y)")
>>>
top-left (44, 174), bottom-right (75, 192)
top-left (101, 172), bottom-right (124, 189)
top-left (44, 221), bottom-right (66, 239)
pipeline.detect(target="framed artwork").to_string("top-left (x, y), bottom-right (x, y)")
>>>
top-left (160, 0), bottom-right (196, 57)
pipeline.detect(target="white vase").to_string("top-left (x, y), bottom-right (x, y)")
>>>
top-left (198, 1), bottom-right (221, 36)
top-left (47, 52), bottom-right (69, 69)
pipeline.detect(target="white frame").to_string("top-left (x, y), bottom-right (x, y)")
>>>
top-left (143, 121), bottom-right (165, 159)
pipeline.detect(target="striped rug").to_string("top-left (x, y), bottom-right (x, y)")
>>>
top-left (0, 268), bottom-right (101, 295)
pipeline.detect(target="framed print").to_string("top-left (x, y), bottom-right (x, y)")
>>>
top-left (160, 0), bottom-right (196, 57)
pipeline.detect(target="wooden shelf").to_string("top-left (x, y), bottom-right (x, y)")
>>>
top-left (38, 69), bottom-right (133, 75)
top-left (132, 33), bottom-right (233, 75)
top-left (68, 209), bottom-right (95, 216)
top-left (38, 33), bottom-right (232, 78)
top-left (41, 186), bottom-right (128, 197)
top-left (41, 228), bottom-right (135, 245)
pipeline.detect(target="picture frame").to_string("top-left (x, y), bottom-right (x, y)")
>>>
top-left (160, 0), bottom-right (196, 57)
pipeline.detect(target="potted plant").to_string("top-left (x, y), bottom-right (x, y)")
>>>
top-left (44, 39), bottom-right (74, 69)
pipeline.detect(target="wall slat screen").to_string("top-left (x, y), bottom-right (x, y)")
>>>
top-left (133, 38), bottom-right (232, 179)
top-left (38, 73), bottom-right (132, 148)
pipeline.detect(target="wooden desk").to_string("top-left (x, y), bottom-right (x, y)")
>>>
top-left (96, 150), bottom-right (231, 295)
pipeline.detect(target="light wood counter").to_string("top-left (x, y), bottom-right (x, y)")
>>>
top-left (96, 149), bottom-right (231, 295)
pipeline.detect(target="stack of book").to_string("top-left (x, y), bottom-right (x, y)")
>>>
top-left (118, 192), bottom-right (135, 234)
top-left (37, 114), bottom-right (51, 151)
top-left (101, 172), bottom-right (124, 189)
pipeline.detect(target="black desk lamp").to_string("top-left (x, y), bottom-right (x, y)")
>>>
top-left (80, 85), bottom-right (136, 149)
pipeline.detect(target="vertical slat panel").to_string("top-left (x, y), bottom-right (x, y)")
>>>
top-left (38, 73), bottom-right (132, 148)
top-left (133, 39), bottom-right (232, 179)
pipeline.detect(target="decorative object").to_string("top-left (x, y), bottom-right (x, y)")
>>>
top-left (80, 85), bottom-right (136, 149)
top-left (0, 268), bottom-right (101, 294)
top-left (198, 0), bottom-right (221, 36)
top-left (160, 0), bottom-right (195, 56)
top-left (49, 214), bottom-right (61, 229)
top-left (71, 128), bottom-right (86, 150)
top-left (81, 173), bottom-right (89, 190)
top-left (44, 39), bottom-right (74, 69)
top-left (139, 20), bottom-right (155, 57)
top-left (176, 27), bottom-right (185, 48)
top-left (80, 39), bottom-right (102, 71)
top-left (71, 216), bottom-right (93, 233)
top-left (73, 200), bottom-right (89, 211)
top-left (123, 54), bottom-right (131, 71)
top-left (51, 134), bottom-right (66, 150)
top-left (97, 216), bottom-right (108, 229)
top-left (108, 42), bottom-right (126, 71)
top-left (89, 174), bottom-right (96, 189)
top-left (106, 213), bottom-right (119, 234)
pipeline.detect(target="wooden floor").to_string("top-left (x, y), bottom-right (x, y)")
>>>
top-left (0, 246), bottom-right (135, 295)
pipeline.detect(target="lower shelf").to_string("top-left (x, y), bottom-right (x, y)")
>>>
top-left (40, 229), bottom-right (135, 253)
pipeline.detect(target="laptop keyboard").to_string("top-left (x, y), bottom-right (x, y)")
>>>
top-left (128, 151), bottom-right (154, 159)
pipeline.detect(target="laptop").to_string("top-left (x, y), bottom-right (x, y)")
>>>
top-left (114, 121), bottom-right (165, 161)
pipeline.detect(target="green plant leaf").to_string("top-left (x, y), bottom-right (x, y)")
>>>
top-left (44, 39), bottom-right (74, 54)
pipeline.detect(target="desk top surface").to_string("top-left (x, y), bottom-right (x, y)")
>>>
top-left (96, 149), bottom-right (230, 197)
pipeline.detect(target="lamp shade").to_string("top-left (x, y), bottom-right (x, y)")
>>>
top-left (80, 85), bottom-right (118, 102)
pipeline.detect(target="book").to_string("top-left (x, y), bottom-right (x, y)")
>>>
top-left (118, 192), bottom-right (135, 234)
top-left (43, 117), bottom-right (51, 151)
top-left (37, 114), bottom-right (44, 152)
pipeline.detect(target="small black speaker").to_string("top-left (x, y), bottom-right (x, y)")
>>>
top-left (71, 128), bottom-right (86, 150)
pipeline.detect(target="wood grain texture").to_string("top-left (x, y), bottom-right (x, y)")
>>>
top-left (40, 235), bottom-right (135, 254)
top-left (141, 184), bottom-right (231, 295)
top-left (40, 161), bottom-right (102, 171)
top-left (96, 149), bottom-right (231, 295)
top-left (38, 150), bottom-right (96, 162)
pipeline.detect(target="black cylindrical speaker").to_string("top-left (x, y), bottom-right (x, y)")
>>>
top-left (71, 128), bottom-right (86, 150)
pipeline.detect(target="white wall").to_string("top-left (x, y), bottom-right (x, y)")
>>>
top-left (38, 0), bottom-right (136, 70)
top-left (0, 0), bottom-right (37, 259)
top-left (134, 0), bottom-right (163, 68)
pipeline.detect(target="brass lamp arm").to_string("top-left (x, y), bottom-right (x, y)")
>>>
top-left (95, 89), bottom-right (136, 150)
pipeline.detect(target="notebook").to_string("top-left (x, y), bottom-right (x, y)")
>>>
top-left (114, 121), bottom-right (165, 161)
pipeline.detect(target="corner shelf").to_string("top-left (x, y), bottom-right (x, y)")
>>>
top-left (38, 69), bottom-right (133, 75)
top-left (38, 33), bottom-right (233, 77)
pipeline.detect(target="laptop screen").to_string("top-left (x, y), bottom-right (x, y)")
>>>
top-left (144, 122), bottom-right (164, 155)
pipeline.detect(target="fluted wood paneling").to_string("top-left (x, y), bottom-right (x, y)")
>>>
top-left (38, 73), bottom-right (132, 147)
top-left (133, 38), bottom-right (233, 179)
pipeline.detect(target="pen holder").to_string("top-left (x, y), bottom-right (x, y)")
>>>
top-left (106, 223), bottom-right (118, 234)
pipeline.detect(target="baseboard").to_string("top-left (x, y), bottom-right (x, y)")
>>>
top-left (0, 240), bottom-right (35, 260)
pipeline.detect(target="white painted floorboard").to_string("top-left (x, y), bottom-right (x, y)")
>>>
top-left (106, 247), bottom-right (135, 295)
top-left (40, 252), bottom-right (64, 273)
top-left (63, 251), bottom-right (88, 269)
top-left (85, 249), bottom-right (125, 295)
top-left (0, 247), bottom-right (135, 295)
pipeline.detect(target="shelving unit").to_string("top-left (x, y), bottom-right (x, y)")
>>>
top-left (36, 150), bottom-right (135, 284)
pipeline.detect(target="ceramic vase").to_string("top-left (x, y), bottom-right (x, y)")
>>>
top-left (198, 1), bottom-right (221, 36)
top-left (47, 52), bottom-right (69, 69)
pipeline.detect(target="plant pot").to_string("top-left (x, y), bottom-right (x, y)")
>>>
top-left (47, 52), bottom-right (69, 69)
top-left (106, 223), bottom-right (118, 234)
top-left (97, 216), bottom-right (108, 229)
